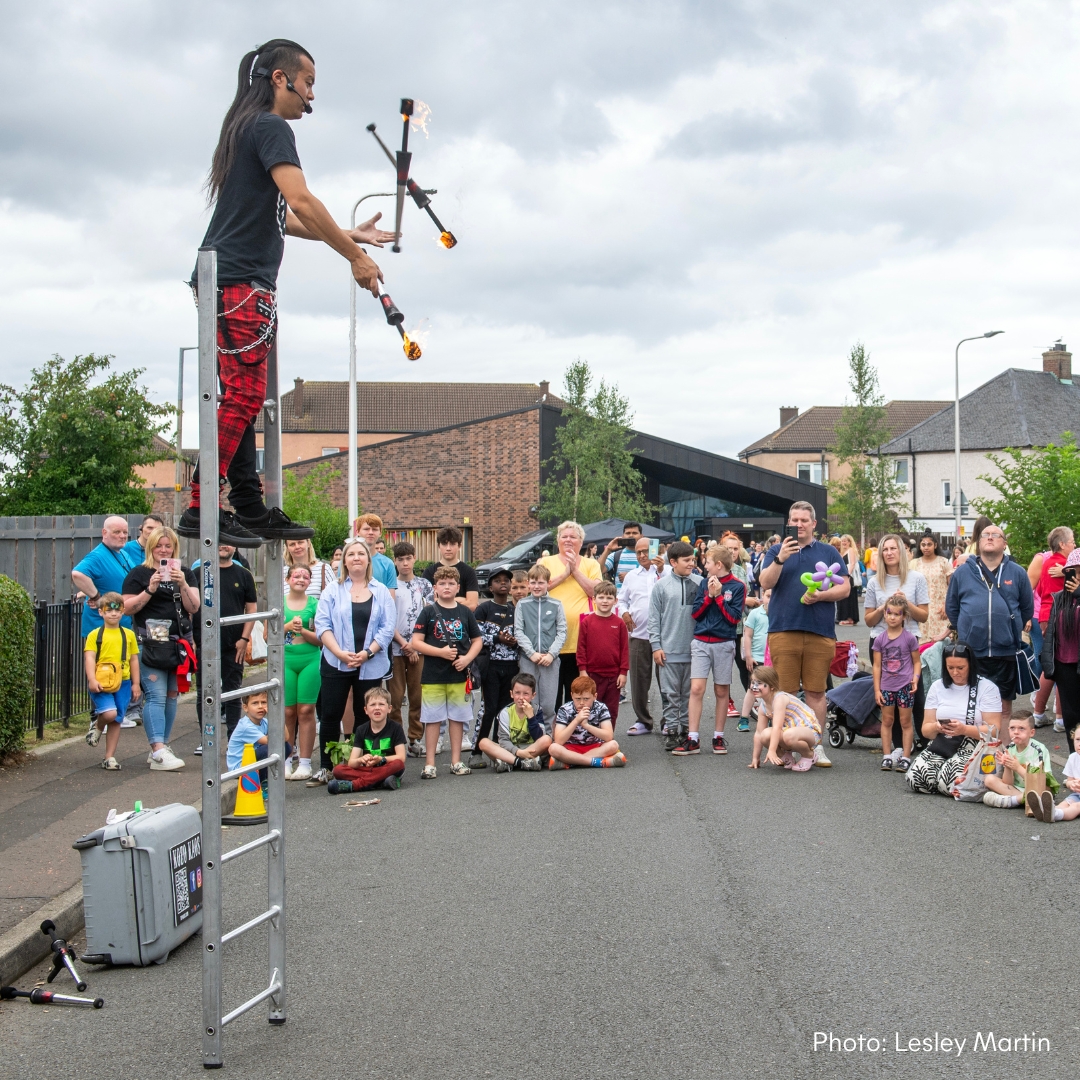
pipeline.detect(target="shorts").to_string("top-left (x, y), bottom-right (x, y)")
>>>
top-left (767, 631), bottom-right (835, 694)
top-left (564, 740), bottom-right (604, 755)
top-left (977, 655), bottom-right (1016, 702)
top-left (90, 682), bottom-right (132, 720)
top-left (880, 687), bottom-right (915, 709)
top-left (420, 682), bottom-right (473, 726)
top-left (1065, 792), bottom-right (1080, 805)
top-left (690, 638), bottom-right (735, 683)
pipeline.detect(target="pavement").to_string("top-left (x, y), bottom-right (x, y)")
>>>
top-left (1, 624), bottom-right (1075, 1078)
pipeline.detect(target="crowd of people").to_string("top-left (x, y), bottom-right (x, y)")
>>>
top-left (70, 502), bottom-right (1080, 821)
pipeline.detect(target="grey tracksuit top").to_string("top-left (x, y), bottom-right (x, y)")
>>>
top-left (514, 595), bottom-right (567, 657)
top-left (648, 570), bottom-right (704, 663)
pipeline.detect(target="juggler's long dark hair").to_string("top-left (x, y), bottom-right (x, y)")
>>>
top-left (206, 39), bottom-right (313, 204)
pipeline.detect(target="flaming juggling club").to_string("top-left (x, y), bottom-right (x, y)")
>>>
top-left (392, 98), bottom-right (414, 252)
top-left (366, 118), bottom-right (458, 250)
top-left (376, 290), bottom-right (422, 360)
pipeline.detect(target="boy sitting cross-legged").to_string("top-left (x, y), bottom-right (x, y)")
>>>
top-left (328, 687), bottom-right (407, 794)
top-left (548, 674), bottom-right (627, 769)
top-left (477, 671), bottom-right (552, 772)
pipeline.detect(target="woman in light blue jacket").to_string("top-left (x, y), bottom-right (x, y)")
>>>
top-left (311, 537), bottom-right (396, 784)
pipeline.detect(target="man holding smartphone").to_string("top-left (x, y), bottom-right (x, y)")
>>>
top-left (601, 522), bottom-right (644, 591)
top-left (757, 501), bottom-right (851, 765)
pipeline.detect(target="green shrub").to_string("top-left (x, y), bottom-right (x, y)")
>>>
top-left (0, 575), bottom-right (34, 756)
top-left (282, 462), bottom-right (352, 560)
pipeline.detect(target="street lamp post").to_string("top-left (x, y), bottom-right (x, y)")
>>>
top-left (175, 345), bottom-right (198, 522)
top-left (347, 189), bottom-right (435, 528)
top-left (953, 331), bottom-right (1004, 541)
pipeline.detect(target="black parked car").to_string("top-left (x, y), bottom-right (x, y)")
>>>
top-left (474, 529), bottom-right (553, 594)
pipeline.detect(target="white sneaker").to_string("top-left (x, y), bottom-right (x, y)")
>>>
top-left (119, 718), bottom-right (138, 729)
top-left (1054, 719), bottom-right (1066, 733)
top-left (461, 734), bottom-right (474, 752)
top-left (435, 735), bottom-right (448, 755)
top-left (412, 740), bottom-right (426, 757)
top-left (149, 747), bottom-right (185, 771)
top-left (813, 746), bottom-right (832, 768)
top-left (288, 761), bottom-right (312, 782)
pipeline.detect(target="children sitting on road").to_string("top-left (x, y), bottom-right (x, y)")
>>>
top-left (1035, 726), bottom-right (1080, 822)
top-left (983, 713), bottom-right (1056, 810)
top-left (747, 665), bottom-right (822, 772)
top-left (83, 592), bottom-right (141, 770)
top-left (548, 675), bottom-right (626, 769)
top-left (477, 672), bottom-right (551, 772)
top-left (872, 593), bottom-right (921, 773)
top-left (328, 687), bottom-right (407, 794)
top-left (576, 580), bottom-right (629, 725)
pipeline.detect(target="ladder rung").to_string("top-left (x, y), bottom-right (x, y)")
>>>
top-left (220, 678), bottom-right (279, 703)
top-left (221, 608), bottom-right (279, 626)
top-left (221, 829), bottom-right (280, 865)
top-left (221, 905), bottom-right (281, 946)
top-left (220, 754), bottom-right (280, 783)
top-left (221, 969), bottom-right (282, 1027)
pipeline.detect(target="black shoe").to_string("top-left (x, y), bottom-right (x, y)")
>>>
top-left (382, 774), bottom-right (400, 790)
top-left (326, 779), bottom-right (354, 795)
top-left (234, 506), bottom-right (315, 541)
top-left (468, 752), bottom-right (487, 770)
top-left (176, 508), bottom-right (263, 548)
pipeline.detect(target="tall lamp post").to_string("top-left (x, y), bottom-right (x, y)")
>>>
top-left (347, 189), bottom-right (435, 527)
top-left (953, 331), bottom-right (1003, 541)
top-left (175, 345), bottom-right (198, 522)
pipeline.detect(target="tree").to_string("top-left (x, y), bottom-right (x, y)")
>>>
top-left (538, 360), bottom-right (656, 527)
top-left (0, 354), bottom-right (173, 516)
top-left (827, 343), bottom-right (902, 546)
top-left (971, 436), bottom-right (1080, 566)
top-left (283, 462), bottom-right (351, 559)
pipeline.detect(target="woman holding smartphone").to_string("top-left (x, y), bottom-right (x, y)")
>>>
top-left (122, 526), bottom-right (200, 771)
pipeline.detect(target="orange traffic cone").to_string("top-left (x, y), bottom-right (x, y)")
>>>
top-left (222, 743), bottom-right (268, 826)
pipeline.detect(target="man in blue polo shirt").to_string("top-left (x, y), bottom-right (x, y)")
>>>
top-left (757, 500), bottom-right (850, 766)
top-left (123, 515), bottom-right (163, 566)
top-left (71, 516), bottom-right (139, 637)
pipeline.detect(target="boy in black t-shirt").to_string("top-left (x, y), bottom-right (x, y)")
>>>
top-left (411, 566), bottom-right (483, 779)
top-left (421, 526), bottom-right (479, 609)
top-left (327, 688), bottom-right (406, 794)
top-left (469, 568), bottom-right (519, 769)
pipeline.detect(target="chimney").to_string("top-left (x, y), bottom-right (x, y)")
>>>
top-left (779, 406), bottom-right (799, 428)
top-left (292, 378), bottom-right (304, 418)
top-left (539, 380), bottom-right (549, 400)
top-left (1043, 342), bottom-right (1072, 384)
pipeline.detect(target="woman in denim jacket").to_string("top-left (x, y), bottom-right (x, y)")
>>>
top-left (310, 537), bottom-right (396, 784)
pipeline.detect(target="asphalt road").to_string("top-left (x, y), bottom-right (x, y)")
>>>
top-left (2, 648), bottom-right (1076, 1079)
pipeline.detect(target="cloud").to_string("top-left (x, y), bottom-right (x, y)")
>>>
top-left (0, 0), bottom-right (1076, 464)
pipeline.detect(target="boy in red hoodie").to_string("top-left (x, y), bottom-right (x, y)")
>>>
top-left (576, 580), bottom-right (630, 724)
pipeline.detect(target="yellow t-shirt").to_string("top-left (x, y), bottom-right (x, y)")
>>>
top-left (539, 554), bottom-right (603, 654)
top-left (84, 626), bottom-right (140, 681)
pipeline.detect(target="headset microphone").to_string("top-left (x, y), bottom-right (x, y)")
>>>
top-left (285, 78), bottom-right (312, 114)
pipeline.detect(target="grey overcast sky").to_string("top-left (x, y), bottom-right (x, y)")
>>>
top-left (0, 1), bottom-right (1074, 456)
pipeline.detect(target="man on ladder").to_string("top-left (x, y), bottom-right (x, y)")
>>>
top-left (179, 37), bottom-right (393, 546)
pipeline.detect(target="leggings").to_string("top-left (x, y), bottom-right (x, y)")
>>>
top-left (1052, 661), bottom-right (1080, 749)
top-left (318, 662), bottom-right (384, 770)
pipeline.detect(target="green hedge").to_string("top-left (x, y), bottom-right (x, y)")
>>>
top-left (0, 575), bottom-right (33, 756)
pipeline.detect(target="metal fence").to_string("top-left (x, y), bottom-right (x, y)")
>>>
top-left (25, 599), bottom-right (91, 738)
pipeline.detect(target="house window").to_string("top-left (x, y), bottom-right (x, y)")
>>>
top-left (255, 449), bottom-right (265, 474)
top-left (942, 481), bottom-right (967, 509)
top-left (796, 461), bottom-right (828, 484)
top-left (321, 447), bottom-right (341, 456)
top-left (894, 459), bottom-right (909, 487)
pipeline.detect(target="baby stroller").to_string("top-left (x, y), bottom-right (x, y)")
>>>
top-left (825, 672), bottom-right (881, 748)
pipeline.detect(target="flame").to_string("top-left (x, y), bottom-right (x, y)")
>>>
top-left (439, 230), bottom-right (457, 249)
top-left (402, 333), bottom-right (422, 361)
top-left (408, 100), bottom-right (431, 136)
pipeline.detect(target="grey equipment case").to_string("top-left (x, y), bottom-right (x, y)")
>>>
top-left (74, 802), bottom-right (203, 966)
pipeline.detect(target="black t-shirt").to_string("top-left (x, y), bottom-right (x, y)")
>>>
top-left (192, 562), bottom-right (257, 646)
top-left (474, 599), bottom-right (517, 662)
top-left (414, 602), bottom-right (482, 684)
top-left (352, 719), bottom-right (406, 757)
top-left (122, 564), bottom-right (199, 635)
top-left (351, 597), bottom-right (373, 652)
top-left (422, 560), bottom-right (479, 600)
top-left (194, 113), bottom-right (302, 289)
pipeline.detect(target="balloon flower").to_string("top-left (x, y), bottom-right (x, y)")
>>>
top-left (800, 561), bottom-right (843, 604)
